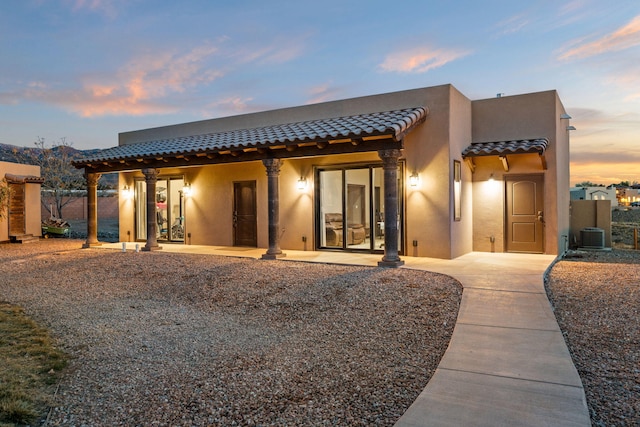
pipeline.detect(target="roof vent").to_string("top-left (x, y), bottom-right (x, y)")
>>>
top-left (580, 227), bottom-right (605, 249)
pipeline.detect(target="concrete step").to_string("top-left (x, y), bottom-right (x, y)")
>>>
top-left (10, 234), bottom-right (40, 243)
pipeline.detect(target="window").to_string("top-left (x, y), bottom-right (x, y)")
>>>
top-left (454, 160), bottom-right (462, 221)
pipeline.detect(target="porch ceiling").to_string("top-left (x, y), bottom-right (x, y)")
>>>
top-left (73, 107), bottom-right (428, 174)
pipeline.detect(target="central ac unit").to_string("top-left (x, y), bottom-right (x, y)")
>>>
top-left (581, 227), bottom-right (605, 249)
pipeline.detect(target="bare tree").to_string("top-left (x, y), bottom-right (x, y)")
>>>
top-left (0, 178), bottom-right (8, 220)
top-left (13, 137), bottom-right (85, 219)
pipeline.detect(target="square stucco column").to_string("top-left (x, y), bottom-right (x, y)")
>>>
top-left (82, 171), bottom-right (101, 248)
top-left (262, 158), bottom-right (286, 260)
top-left (142, 168), bottom-right (162, 251)
top-left (378, 148), bottom-right (404, 268)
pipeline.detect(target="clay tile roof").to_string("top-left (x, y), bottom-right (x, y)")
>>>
top-left (4, 173), bottom-right (45, 184)
top-left (75, 107), bottom-right (427, 165)
top-left (462, 138), bottom-right (549, 158)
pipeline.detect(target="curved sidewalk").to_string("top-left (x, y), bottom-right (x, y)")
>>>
top-left (394, 252), bottom-right (591, 427)
top-left (99, 244), bottom-right (591, 425)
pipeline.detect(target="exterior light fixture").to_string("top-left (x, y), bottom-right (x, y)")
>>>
top-left (488, 173), bottom-right (495, 182)
top-left (560, 113), bottom-right (572, 119)
top-left (409, 172), bottom-right (419, 187)
top-left (182, 183), bottom-right (193, 197)
top-left (567, 125), bottom-right (576, 131)
top-left (297, 177), bottom-right (307, 190)
top-left (122, 185), bottom-right (133, 200)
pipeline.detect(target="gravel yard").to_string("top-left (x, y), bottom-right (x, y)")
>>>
top-left (546, 249), bottom-right (640, 427)
top-left (0, 240), bottom-right (461, 426)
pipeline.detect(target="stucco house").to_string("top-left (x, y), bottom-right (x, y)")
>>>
top-left (570, 186), bottom-right (618, 206)
top-left (1, 161), bottom-right (44, 242)
top-left (73, 84), bottom-right (571, 265)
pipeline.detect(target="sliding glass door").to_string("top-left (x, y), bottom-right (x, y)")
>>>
top-left (317, 164), bottom-right (403, 252)
top-left (135, 177), bottom-right (186, 242)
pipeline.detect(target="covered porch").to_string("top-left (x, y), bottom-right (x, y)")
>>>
top-left (73, 107), bottom-right (428, 267)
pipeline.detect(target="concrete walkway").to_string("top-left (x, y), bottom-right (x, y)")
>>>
top-left (97, 243), bottom-right (591, 426)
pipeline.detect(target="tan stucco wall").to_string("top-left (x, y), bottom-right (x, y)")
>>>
top-left (569, 200), bottom-right (611, 248)
top-left (0, 161), bottom-right (42, 242)
top-left (471, 90), bottom-right (569, 255)
top-left (116, 85), bottom-right (569, 259)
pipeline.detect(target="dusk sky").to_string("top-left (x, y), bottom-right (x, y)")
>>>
top-left (1, 0), bottom-right (639, 186)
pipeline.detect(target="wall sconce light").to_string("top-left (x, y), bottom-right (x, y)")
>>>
top-left (488, 173), bottom-right (495, 182)
top-left (122, 185), bottom-right (134, 200)
top-left (560, 113), bottom-right (572, 119)
top-left (567, 125), bottom-right (576, 131)
top-left (297, 177), bottom-right (307, 190)
top-left (182, 183), bottom-right (193, 197)
top-left (409, 172), bottom-right (419, 187)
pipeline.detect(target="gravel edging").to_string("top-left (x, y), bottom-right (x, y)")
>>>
top-left (0, 240), bottom-right (462, 426)
top-left (546, 249), bottom-right (640, 427)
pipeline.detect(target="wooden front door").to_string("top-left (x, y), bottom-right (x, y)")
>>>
top-left (233, 181), bottom-right (257, 247)
top-left (8, 183), bottom-right (26, 236)
top-left (506, 175), bottom-right (544, 253)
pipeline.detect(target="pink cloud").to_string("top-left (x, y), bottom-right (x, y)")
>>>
top-left (378, 46), bottom-right (470, 73)
top-left (67, 44), bottom-right (222, 117)
top-left (305, 82), bottom-right (345, 105)
top-left (558, 15), bottom-right (640, 60)
top-left (65, 0), bottom-right (120, 18)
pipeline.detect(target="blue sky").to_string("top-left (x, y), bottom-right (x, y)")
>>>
top-left (1, 0), bottom-right (639, 185)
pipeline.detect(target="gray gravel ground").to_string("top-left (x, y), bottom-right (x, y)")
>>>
top-left (0, 240), bottom-right (461, 426)
top-left (546, 249), bottom-right (640, 427)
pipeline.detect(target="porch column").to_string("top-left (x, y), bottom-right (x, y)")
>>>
top-left (261, 158), bottom-right (285, 260)
top-left (142, 168), bottom-right (162, 251)
top-left (82, 171), bottom-right (101, 248)
top-left (378, 149), bottom-right (404, 268)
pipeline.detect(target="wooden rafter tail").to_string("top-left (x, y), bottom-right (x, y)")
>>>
top-left (499, 155), bottom-right (509, 172)
top-left (540, 154), bottom-right (547, 170)
top-left (464, 157), bottom-right (476, 173)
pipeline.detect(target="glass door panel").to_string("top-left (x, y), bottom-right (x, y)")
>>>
top-left (372, 167), bottom-right (385, 250)
top-left (135, 177), bottom-right (185, 242)
top-left (135, 180), bottom-right (147, 240)
top-left (319, 170), bottom-right (344, 248)
top-left (345, 169), bottom-right (369, 249)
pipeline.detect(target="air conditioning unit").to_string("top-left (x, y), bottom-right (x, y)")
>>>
top-left (581, 227), bottom-right (605, 249)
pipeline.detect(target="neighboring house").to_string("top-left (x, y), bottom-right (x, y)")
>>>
top-left (570, 186), bottom-right (618, 207)
top-left (73, 85), bottom-right (571, 264)
top-left (0, 161), bottom-right (44, 242)
top-left (615, 186), bottom-right (640, 206)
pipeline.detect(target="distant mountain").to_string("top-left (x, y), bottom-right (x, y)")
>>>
top-left (0, 143), bottom-right (117, 187)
